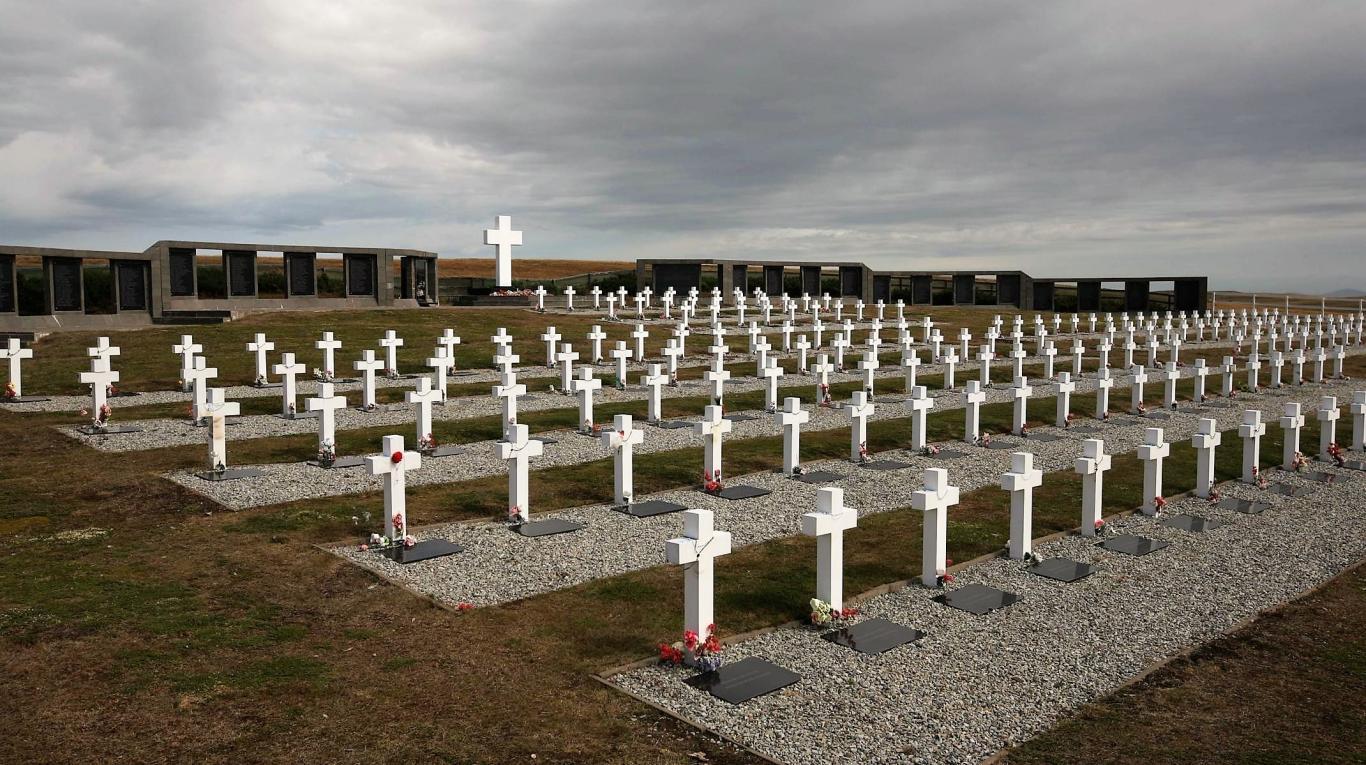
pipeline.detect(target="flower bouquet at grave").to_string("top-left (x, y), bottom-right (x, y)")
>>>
top-left (1093, 519), bottom-right (1109, 537)
top-left (921, 444), bottom-right (941, 457)
top-left (668, 373), bottom-right (679, 387)
top-left (1328, 442), bottom-right (1346, 467)
top-left (506, 505), bottom-right (523, 524)
top-left (858, 441), bottom-right (871, 463)
top-left (491, 288), bottom-right (534, 297)
top-left (417, 433), bottom-right (437, 456)
top-left (702, 469), bottom-right (723, 495)
top-left (1153, 495), bottom-right (1168, 512)
top-left (1136, 402), bottom-right (1147, 416)
top-left (359, 513), bottom-right (416, 551)
top-left (1206, 488), bottom-right (1221, 504)
top-left (90, 403), bottom-right (113, 432)
top-left (384, 367), bottom-right (401, 380)
top-left (935, 562), bottom-right (956, 588)
top-left (818, 383), bottom-right (834, 408)
top-left (1291, 451), bottom-right (1308, 472)
top-left (974, 432), bottom-right (992, 448)
top-left (2, 382), bottom-right (14, 400)
top-left (583, 418), bottom-right (602, 435)
top-left (254, 374), bottom-right (268, 387)
top-left (107, 383), bottom-right (119, 397)
top-left (1251, 467), bottom-right (1269, 490)
top-left (614, 376), bottom-right (626, 391)
top-left (809, 599), bottom-right (859, 629)
top-left (658, 624), bottom-right (725, 672)
top-left (362, 402), bottom-right (379, 413)
top-left (316, 440), bottom-right (337, 468)
top-left (1064, 412), bottom-right (1075, 428)
top-left (313, 368), bottom-right (334, 383)
top-left (1020, 425), bottom-right (1031, 438)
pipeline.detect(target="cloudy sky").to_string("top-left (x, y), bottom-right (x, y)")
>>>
top-left (2, 1), bottom-right (1363, 292)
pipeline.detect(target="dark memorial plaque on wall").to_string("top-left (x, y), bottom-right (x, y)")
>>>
top-left (226, 251), bottom-right (257, 296)
top-left (116, 262), bottom-right (147, 310)
top-left (168, 249), bottom-right (196, 296)
top-left (0, 255), bottom-right (14, 312)
top-left (287, 253), bottom-right (316, 296)
top-left (347, 254), bottom-right (377, 296)
top-left (51, 258), bottom-right (83, 312)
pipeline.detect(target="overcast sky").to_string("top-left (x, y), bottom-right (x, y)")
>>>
top-left (2, 1), bottom-right (1363, 292)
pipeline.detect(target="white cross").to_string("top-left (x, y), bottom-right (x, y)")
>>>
top-left (665, 509), bottom-right (733, 653)
top-left (1, 339), bottom-right (33, 397)
top-left (1074, 439), bottom-right (1112, 535)
top-left (1349, 392), bottom-right (1365, 452)
top-left (1316, 396), bottom-right (1341, 461)
top-left (172, 335), bottom-right (201, 391)
top-left (610, 341), bottom-right (632, 386)
top-left (407, 376), bottom-right (443, 446)
top-left (426, 347), bottom-right (451, 402)
top-left (694, 404), bottom-right (733, 485)
top-left (204, 388), bottom-right (240, 470)
top-left (556, 342), bottom-right (580, 391)
top-left (1001, 452), bottom-right (1043, 560)
top-left (184, 357), bottom-right (217, 422)
top-left (1010, 375), bottom-right (1033, 435)
top-left (367, 434), bottom-right (423, 540)
top-left (631, 323), bottom-right (649, 362)
top-left (587, 324), bottom-right (607, 363)
top-left (858, 349), bottom-right (880, 396)
top-left (533, 285), bottom-right (547, 312)
top-left (438, 329), bottom-right (462, 367)
top-left (494, 350), bottom-right (520, 377)
top-left (493, 371), bottom-right (527, 437)
top-left (88, 337), bottom-right (120, 364)
top-left (634, 292), bottom-right (647, 319)
top-left (940, 346), bottom-right (959, 390)
top-left (573, 366), bottom-right (603, 432)
top-left (80, 356), bottom-right (120, 418)
top-left (911, 468), bottom-right (960, 586)
top-left (906, 385), bottom-right (935, 450)
top-left (490, 327), bottom-right (514, 363)
top-left (541, 326), bottom-right (561, 367)
top-left (564, 284), bottom-right (576, 310)
top-left (760, 358), bottom-right (784, 412)
top-left (354, 350), bottom-right (384, 410)
top-left (273, 352), bottom-right (305, 416)
top-left (794, 334), bottom-right (812, 373)
top-left (485, 215), bottom-right (523, 287)
top-left (605, 293), bottom-right (618, 320)
top-left (844, 390), bottom-right (875, 462)
top-left (316, 332), bottom-right (343, 378)
top-left (1137, 427), bottom-right (1170, 515)
top-left (590, 285), bottom-right (602, 309)
top-left (1239, 409), bottom-right (1265, 483)
top-left (662, 339), bottom-right (684, 380)
top-left (801, 487), bottom-right (858, 610)
top-left (902, 349), bottom-right (922, 390)
top-left (704, 345), bottom-right (731, 406)
top-left (601, 413), bottom-right (646, 506)
top-left (1191, 417), bottom-right (1222, 498)
top-left (754, 336), bottom-right (772, 377)
top-left (831, 334), bottom-right (850, 371)
top-left (963, 380), bottom-right (986, 444)
top-left (496, 423), bottom-right (543, 523)
top-left (813, 354), bottom-right (834, 405)
top-left (1162, 362), bottom-right (1181, 410)
top-left (641, 285), bottom-right (653, 308)
top-left (306, 382), bottom-right (347, 451)
top-left (380, 330), bottom-right (405, 375)
top-left (1130, 364), bottom-right (1148, 414)
top-left (976, 346), bottom-right (995, 387)
top-left (643, 363), bottom-right (667, 422)
top-left (776, 396), bottom-right (810, 476)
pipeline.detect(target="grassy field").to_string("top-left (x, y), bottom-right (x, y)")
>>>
top-left (2, 305), bottom-right (1363, 764)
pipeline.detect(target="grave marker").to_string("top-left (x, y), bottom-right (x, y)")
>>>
top-left (801, 488), bottom-right (858, 610)
top-left (1001, 452), bottom-right (1043, 559)
top-left (1137, 428), bottom-right (1169, 515)
top-left (1075, 439), bottom-right (1112, 535)
top-left (911, 468), bottom-right (960, 587)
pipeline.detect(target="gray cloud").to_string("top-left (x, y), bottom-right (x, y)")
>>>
top-left (1, 0), bottom-right (1363, 292)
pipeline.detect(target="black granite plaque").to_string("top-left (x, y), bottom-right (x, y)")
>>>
top-left (723, 413), bottom-right (757, 422)
top-left (1304, 471), bottom-right (1348, 484)
top-left (5, 396), bottom-right (49, 403)
top-left (347, 254), bottom-right (377, 296)
top-left (1161, 514), bottom-right (1228, 533)
top-left (531, 436), bottom-right (558, 445)
top-left (287, 253), bottom-right (316, 296)
top-left (515, 518), bottom-right (584, 537)
top-left (279, 411), bottom-right (318, 421)
top-left (1098, 534), bottom-right (1170, 556)
top-left (986, 440), bottom-right (1019, 450)
top-left (1027, 433), bottom-right (1066, 442)
top-left (1202, 400), bottom-right (1234, 409)
top-left (308, 456), bottom-right (366, 469)
top-left (683, 657), bottom-right (801, 704)
top-left (51, 258), bottom-right (82, 311)
top-left (0, 255), bottom-right (14, 312)
top-left (195, 467), bottom-right (266, 482)
top-left (1069, 425), bottom-right (1104, 434)
top-left (168, 249), bottom-right (196, 295)
top-left (381, 539), bottom-right (463, 564)
top-left (655, 420), bottom-right (694, 429)
top-left (226, 251), bottom-right (257, 296)
top-left (935, 584), bottom-right (1019, 615)
top-left (822, 617), bottom-right (925, 655)
top-left (116, 262), bottom-right (146, 310)
top-left (794, 470), bottom-right (845, 483)
top-left (1217, 497), bottom-right (1269, 515)
top-left (1343, 460), bottom-right (1366, 472)
top-left (428, 445), bottom-right (466, 458)
top-left (860, 460), bottom-right (912, 471)
top-left (1028, 558), bottom-right (1097, 582)
top-left (1145, 411), bottom-right (1173, 420)
top-left (619, 500), bottom-right (688, 518)
top-left (714, 485), bottom-right (771, 501)
top-left (77, 424), bottom-right (142, 435)
top-left (1270, 483), bottom-right (1315, 498)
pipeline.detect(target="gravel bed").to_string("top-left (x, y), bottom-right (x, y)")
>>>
top-left (317, 379), bottom-right (1361, 613)
top-left (610, 462), bottom-right (1366, 765)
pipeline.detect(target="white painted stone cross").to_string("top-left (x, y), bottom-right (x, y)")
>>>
top-left (494, 371), bottom-right (527, 437)
top-left (306, 383), bottom-right (347, 452)
top-left (407, 376), bottom-right (442, 446)
top-left (557, 343), bottom-right (579, 392)
top-left (426, 347), bottom-right (451, 402)
top-left (485, 215), bottom-right (523, 287)
top-left (610, 341), bottom-right (632, 387)
top-left (977, 346), bottom-right (995, 388)
top-left (1280, 402), bottom-right (1304, 469)
top-left (1316, 396), bottom-right (1340, 461)
top-left (643, 363), bottom-right (667, 422)
top-left (963, 379), bottom-right (986, 444)
top-left (1130, 365), bottom-right (1148, 414)
top-left (172, 335), bottom-right (201, 391)
top-left (587, 324), bottom-right (607, 364)
top-left (632, 323), bottom-right (649, 362)
top-left (367, 434), bottom-right (421, 540)
top-left (1, 339), bottom-right (33, 397)
top-left (1075, 439), bottom-right (1112, 535)
top-left (1010, 375), bottom-right (1033, 435)
top-left (273, 352), bottom-right (305, 416)
top-left (902, 348), bottom-right (921, 390)
top-left (80, 356), bottom-right (120, 419)
top-left (1095, 367), bottom-right (1113, 419)
top-left (905, 385), bottom-right (935, 450)
top-left (666, 509), bottom-right (732, 657)
top-left (573, 366), bottom-right (602, 432)
top-left (380, 330), bottom-right (404, 376)
top-left (760, 358), bottom-right (784, 412)
top-left (316, 332), bottom-right (342, 378)
top-left (1191, 417), bottom-right (1222, 498)
top-left (438, 329), bottom-right (462, 368)
top-left (776, 396), bottom-right (810, 475)
top-left (1055, 371), bottom-right (1075, 427)
top-left (1239, 409), bottom-right (1265, 482)
top-left (1137, 427), bottom-right (1169, 515)
top-left (940, 345), bottom-right (959, 390)
top-left (801, 487), bottom-right (858, 610)
top-left (1001, 452), bottom-right (1043, 560)
top-left (695, 404), bottom-right (733, 485)
top-left (354, 350), bottom-right (384, 410)
top-left (845, 390), bottom-right (875, 462)
top-left (184, 357), bottom-right (217, 422)
top-left (88, 336), bottom-right (120, 365)
top-left (1162, 362), bottom-right (1181, 410)
top-left (911, 468), bottom-right (960, 587)
top-left (496, 423), bottom-right (543, 523)
top-left (204, 388), bottom-right (240, 470)
top-left (1350, 391), bottom-right (1366, 452)
top-left (564, 284), bottom-right (576, 311)
top-left (541, 326), bottom-right (561, 367)
top-left (601, 413), bottom-right (645, 506)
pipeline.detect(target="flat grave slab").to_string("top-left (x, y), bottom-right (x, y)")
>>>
top-left (514, 518), bottom-right (584, 537)
top-left (427, 445), bottom-right (466, 458)
top-left (925, 450), bottom-right (968, 460)
top-left (308, 456), bottom-right (366, 469)
top-left (1028, 558), bottom-right (1097, 583)
top-left (77, 425), bottom-right (143, 435)
top-left (380, 538), bottom-right (464, 564)
top-left (194, 467), bottom-right (266, 482)
top-left (1305, 471), bottom-right (1349, 484)
top-left (1270, 483), bottom-right (1316, 498)
top-left (5, 396), bottom-right (50, 403)
top-left (683, 657), bottom-right (801, 705)
top-left (451, 370), bottom-right (479, 378)
top-left (108, 391), bottom-right (142, 398)
top-left (794, 470), bottom-right (845, 483)
top-left (1201, 400), bottom-right (1234, 409)
top-left (1025, 433), bottom-right (1066, 442)
top-left (1144, 411), bottom-right (1174, 420)
top-left (655, 420), bottom-right (694, 430)
top-left (250, 382), bottom-right (283, 389)
top-left (985, 440), bottom-right (1019, 450)
top-left (1161, 513), bottom-right (1228, 533)
top-left (859, 460), bottom-right (913, 471)
top-left (873, 397), bottom-right (906, 405)
top-left (531, 436), bottom-right (559, 445)
top-left (1069, 425), bottom-right (1104, 434)
top-left (1218, 497), bottom-right (1269, 515)
top-left (822, 617), bottom-right (925, 655)
top-left (1099, 534), bottom-right (1170, 556)
top-left (935, 583), bottom-right (1019, 615)
top-left (619, 500), bottom-right (689, 518)
top-left (723, 413), bottom-right (757, 422)
top-left (1343, 460), bottom-right (1366, 472)
top-left (278, 411), bottom-right (319, 420)
top-left (713, 485), bottom-right (772, 501)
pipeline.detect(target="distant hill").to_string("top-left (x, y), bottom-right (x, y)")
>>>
top-left (1324, 289), bottom-right (1366, 298)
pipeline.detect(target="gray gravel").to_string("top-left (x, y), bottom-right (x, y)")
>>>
top-left (609, 460), bottom-right (1366, 765)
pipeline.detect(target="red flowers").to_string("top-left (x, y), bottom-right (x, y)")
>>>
top-left (658, 643), bottom-right (684, 664)
top-left (456, 602), bottom-right (475, 613)
top-left (390, 450), bottom-right (404, 464)
top-left (1154, 495), bottom-right (1167, 510)
top-left (703, 469), bottom-right (722, 493)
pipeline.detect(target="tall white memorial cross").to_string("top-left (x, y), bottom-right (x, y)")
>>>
top-left (1, 339), bottom-right (33, 397)
top-left (1162, 362), bottom-right (1181, 409)
top-left (573, 366), bottom-right (603, 432)
top-left (1280, 402), bottom-right (1305, 469)
top-left (1010, 375), bottom-right (1033, 435)
top-left (801, 488), bottom-right (858, 610)
top-left (80, 356), bottom-right (120, 418)
top-left (1055, 372), bottom-right (1075, 427)
top-left (902, 349), bottom-right (921, 390)
top-left (496, 424), bottom-right (543, 522)
top-left (1191, 417), bottom-right (1222, 498)
top-left (1001, 452), bottom-right (1043, 560)
top-left (963, 380), bottom-right (987, 444)
top-left (354, 350), bottom-right (384, 410)
top-left (241, 336), bottom-right (273, 386)
top-left (316, 332), bottom-right (343, 377)
top-left (184, 357), bottom-right (217, 421)
top-left (493, 371), bottom-right (527, 437)
top-left (438, 329), bottom-right (463, 369)
top-left (666, 509), bottom-right (733, 656)
top-left (631, 323), bottom-right (649, 362)
top-left (1041, 341), bottom-right (1057, 379)
top-left (1095, 367), bottom-right (1114, 419)
top-left (845, 391), bottom-right (875, 462)
top-left (379, 330), bottom-right (405, 375)
top-left (556, 343), bottom-right (580, 392)
top-left (407, 376), bottom-right (442, 446)
top-left (485, 215), bottom-right (523, 287)
top-left (541, 327), bottom-right (561, 367)
top-left (587, 325), bottom-right (607, 363)
top-left (426, 347), bottom-right (451, 402)
top-left (1316, 396), bottom-right (1340, 461)
top-left (610, 341), bottom-right (632, 386)
top-left (306, 383), bottom-right (347, 451)
top-left (695, 404), bottom-right (733, 485)
top-left (642, 363), bottom-right (667, 422)
top-left (564, 284), bottom-right (576, 310)
top-left (858, 349), bottom-right (880, 396)
top-left (601, 413), bottom-right (645, 506)
top-left (902, 385), bottom-right (934, 450)
top-left (911, 468), bottom-right (961, 586)
top-left (1075, 439), bottom-right (1112, 536)
top-left (776, 396), bottom-right (810, 475)
top-left (172, 335), bottom-right (202, 391)
top-left (1350, 391), bottom-right (1366, 451)
top-left (794, 334), bottom-right (812, 373)
top-left (1130, 365), bottom-right (1149, 414)
top-left (760, 359), bottom-right (784, 411)
top-left (1239, 409), bottom-right (1265, 482)
top-left (203, 387), bottom-right (241, 470)
top-left (273, 352), bottom-right (305, 416)
top-left (367, 435), bottom-right (422, 540)
top-left (490, 328), bottom-right (513, 362)
top-left (1137, 427), bottom-right (1170, 515)
top-left (977, 346), bottom-right (995, 387)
